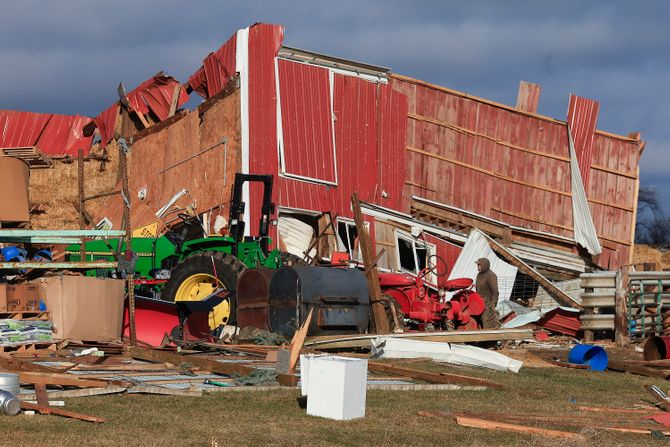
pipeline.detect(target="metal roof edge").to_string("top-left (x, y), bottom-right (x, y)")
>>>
top-left (279, 46), bottom-right (390, 78)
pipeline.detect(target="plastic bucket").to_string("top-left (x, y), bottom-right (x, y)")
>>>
top-left (568, 344), bottom-right (608, 371)
top-left (643, 336), bottom-right (670, 361)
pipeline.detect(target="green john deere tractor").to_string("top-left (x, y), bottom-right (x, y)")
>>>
top-left (66, 174), bottom-right (292, 329)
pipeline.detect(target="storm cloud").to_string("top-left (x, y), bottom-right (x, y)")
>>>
top-left (1, 0), bottom-right (668, 208)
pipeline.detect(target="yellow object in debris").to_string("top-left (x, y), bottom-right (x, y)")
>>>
top-left (132, 222), bottom-right (159, 237)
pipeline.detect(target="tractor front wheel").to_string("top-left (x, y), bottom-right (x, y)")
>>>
top-left (161, 252), bottom-right (246, 330)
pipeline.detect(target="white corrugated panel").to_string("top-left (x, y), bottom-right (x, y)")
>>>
top-left (568, 126), bottom-right (602, 256)
top-left (371, 337), bottom-right (522, 373)
top-left (277, 216), bottom-right (317, 259)
top-left (447, 229), bottom-right (518, 316)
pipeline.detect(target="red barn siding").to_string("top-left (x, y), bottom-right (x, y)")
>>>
top-left (392, 74), bottom-right (642, 270)
top-left (278, 60), bottom-right (336, 183)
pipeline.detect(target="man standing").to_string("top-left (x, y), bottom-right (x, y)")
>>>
top-left (475, 258), bottom-right (500, 329)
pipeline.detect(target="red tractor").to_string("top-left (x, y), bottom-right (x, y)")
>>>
top-left (378, 256), bottom-right (486, 331)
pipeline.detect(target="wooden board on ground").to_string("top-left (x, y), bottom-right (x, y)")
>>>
top-left (418, 411), bottom-right (586, 441)
top-left (20, 386), bottom-right (127, 399)
top-left (288, 308), bottom-right (314, 374)
top-left (304, 328), bottom-right (533, 349)
top-left (126, 385), bottom-right (203, 397)
top-left (21, 401), bottom-right (105, 423)
top-left (18, 371), bottom-right (123, 388)
top-left (368, 361), bottom-right (503, 389)
top-left (127, 346), bottom-right (254, 376)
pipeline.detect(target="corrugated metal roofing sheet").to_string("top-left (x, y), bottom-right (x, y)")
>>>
top-left (93, 73), bottom-right (189, 147)
top-left (0, 110), bottom-right (93, 156)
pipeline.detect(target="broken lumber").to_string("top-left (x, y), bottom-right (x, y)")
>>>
top-left (126, 385), bottom-right (202, 397)
top-left (20, 401), bottom-right (105, 423)
top-left (368, 361), bottom-right (503, 389)
top-left (21, 387), bottom-right (127, 399)
top-left (418, 411), bottom-right (586, 440)
top-left (578, 405), bottom-right (659, 415)
top-left (304, 328), bottom-right (533, 349)
top-left (18, 371), bottom-right (122, 388)
top-left (352, 192), bottom-right (390, 334)
top-left (127, 346), bottom-right (254, 376)
top-left (0, 353), bottom-right (62, 373)
top-left (34, 384), bottom-right (49, 406)
top-left (607, 360), bottom-right (670, 379)
top-left (288, 308), bottom-right (314, 374)
top-left (483, 233), bottom-right (581, 310)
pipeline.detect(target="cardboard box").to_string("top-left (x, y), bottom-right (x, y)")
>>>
top-left (0, 157), bottom-right (30, 223)
top-left (6, 284), bottom-right (40, 311)
top-left (34, 276), bottom-right (124, 342)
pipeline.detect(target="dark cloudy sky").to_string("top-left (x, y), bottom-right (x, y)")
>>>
top-left (2, 1), bottom-right (668, 211)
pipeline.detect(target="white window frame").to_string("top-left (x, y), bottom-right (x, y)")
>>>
top-left (395, 229), bottom-right (437, 285)
top-left (275, 58), bottom-right (338, 186)
top-left (335, 218), bottom-right (369, 262)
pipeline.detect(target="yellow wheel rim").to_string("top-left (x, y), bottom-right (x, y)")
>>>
top-left (174, 273), bottom-right (230, 330)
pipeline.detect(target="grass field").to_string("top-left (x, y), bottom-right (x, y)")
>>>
top-left (2, 359), bottom-right (666, 447)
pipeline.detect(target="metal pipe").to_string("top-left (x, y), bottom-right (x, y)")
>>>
top-left (0, 230), bottom-right (125, 237)
top-left (0, 261), bottom-right (117, 269)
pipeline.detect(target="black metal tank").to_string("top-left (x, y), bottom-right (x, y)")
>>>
top-left (236, 268), bottom-right (275, 331)
top-left (268, 266), bottom-right (370, 338)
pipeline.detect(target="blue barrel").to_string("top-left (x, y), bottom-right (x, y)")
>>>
top-left (568, 344), bottom-right (608, 371)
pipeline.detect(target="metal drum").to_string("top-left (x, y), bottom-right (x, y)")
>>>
top-left (268, 266), bottom-right (370, 338)
top-left (236, 268), bottom-right (275, 331)
top-left (0, 373), bottom-right (20, 398)
top-left (0, 390), bottom-right (20, 416)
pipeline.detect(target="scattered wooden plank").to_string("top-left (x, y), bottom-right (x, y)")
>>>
top-left (304, 328), bottom-right (533, 349)
top-left (455, 414), bottom-right (586, 440)
top-left (71, 363), bottom-right (178, 372)
top-left (288, 308), bottom-right (314, 374)
top-left (168, 84), bottom-right (181, 117)
top-left (126, 385), bottom-right (202, 397)
top-left (277, 373), bottom-right (299, 387)
top-left (368, 361), bottom-right (503, 389)
top-left (127, 346), bottom-right (254, 376)
top-left (482, 233), bottom-right (581, 310)
top-left (21, 386), bottom-right (127, 399)
top-left (579, 405), bottom-right (659, 415)
top-left (0, 354), bottom-right (63, 373)
top-left (547, 359), bottom-right (588, 369)
top-left (20, 401), bottom-right (105, 423)
top-left (34, 384), bottom-right (49, 406)
top-left (18, 371), bottom-right (123, 388)
top-left (352, 192), bottom-right (390, 334)
top-left (607, 360), bottom-right (670, 379)
top-left (389, 357), bottom-right (434, 365)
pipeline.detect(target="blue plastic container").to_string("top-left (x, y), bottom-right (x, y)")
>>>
top-left (568, 344), bottom-right (608, 371)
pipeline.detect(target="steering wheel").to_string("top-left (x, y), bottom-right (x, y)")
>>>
top-left (421, 254), bottom-right (448, 279)
top-left (177, 212), bottom-right (195, 224)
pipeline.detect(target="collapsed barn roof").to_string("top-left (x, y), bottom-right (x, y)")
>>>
top-left (2, 23), bottom-right (645, 279)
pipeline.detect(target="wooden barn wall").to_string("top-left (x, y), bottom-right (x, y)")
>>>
top-left (391, 74), bottom-right (643, 270)
top-left (99, 90), bottom-right (241, 231)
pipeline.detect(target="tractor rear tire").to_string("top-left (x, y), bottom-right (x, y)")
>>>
top-left (161, 251), bottom-right (247, 327)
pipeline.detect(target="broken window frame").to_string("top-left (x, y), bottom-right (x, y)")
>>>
top-left (394, 229), bottom-right (437, 285)
top-left (335, 218), bottom-right (368, 262)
